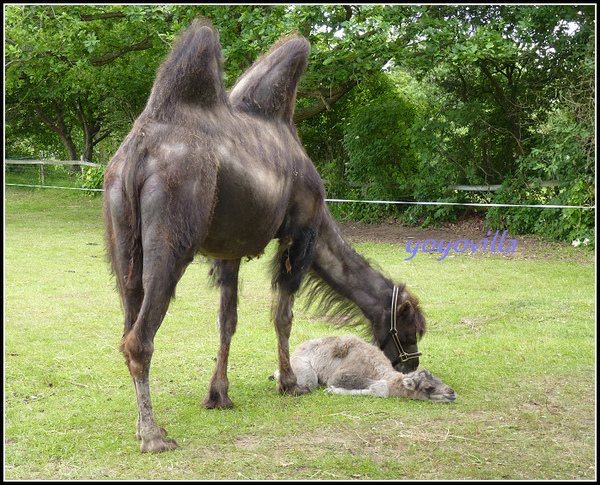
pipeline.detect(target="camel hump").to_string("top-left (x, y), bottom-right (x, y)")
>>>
top-left (146, 18), bottom-right (227, 116)
top-left (229, 35), bottom-right (310, 123)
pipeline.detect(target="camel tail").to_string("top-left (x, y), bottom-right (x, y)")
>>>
top-left (146, 18), bottom-right (227, 116)
top-left (103, 131), bottom-right (149, 298)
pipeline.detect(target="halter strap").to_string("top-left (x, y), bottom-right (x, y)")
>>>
top-left (380, 285), bottom-right (422, 367)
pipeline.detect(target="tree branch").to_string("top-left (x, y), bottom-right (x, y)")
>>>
top-left (79, 10), bottom-right (173, 23)
top-left (93, 129), bottom-right (112, 146)
top-left (79, 12), bottom-right (126, 21)
top-left (344, 5), bottom-right (354, 21)
top-left (88, 36), bottom-right (154, 66)
top-left (294, 80), bottom-right (359, 123)
top-left (297, 80), bottom-right (359, 100)
top-left (6, 35), bottom-right (156, 70)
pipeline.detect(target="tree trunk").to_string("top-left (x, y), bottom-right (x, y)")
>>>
top-left (478, 62), bottom-right (524, 158)
top-left (34, 99), bottom-right (79, 161)
top-left (73, 97), bottom-right (102, 163)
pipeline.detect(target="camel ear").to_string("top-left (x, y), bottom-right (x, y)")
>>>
top-left (398, 301), bottom-right (412, 315)
top-left (402, 376), bottom-right (416, 390)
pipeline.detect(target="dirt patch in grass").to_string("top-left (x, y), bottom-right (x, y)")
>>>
top-left (336, 213), bottom-right (592, 263)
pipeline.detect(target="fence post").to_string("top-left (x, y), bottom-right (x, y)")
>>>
top-left (38, 153), bottom-right (44, 186)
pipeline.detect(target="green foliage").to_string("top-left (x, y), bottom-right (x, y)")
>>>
top-left (486, 183), bottom-right (549, 234)
top-left (299, 73), bottom-right (424, 222)
top-left (343, 92), bottom-right (417, 198)
top-left (4, 5), bottom-right (418, 164)
top-left (79, 165), bottom-right (107, 196)
top-left (404, 4), bottom-right (594, 188)
top-left (5, 5), bottom-right (173, 162)
top-left (4, 5), bottom-right (594, 246)
top-left (486, 181), bottom-right (594, 250)
top-left (486, 43), bottom-right (595, 248)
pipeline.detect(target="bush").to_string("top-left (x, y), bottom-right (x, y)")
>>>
top-left (484, 81), bottom-right (595, 249)
top-left (79, 165), bottom-right (106, 196)
top-left (485, 176), bottom-right (594, 250)
top-left (336, 83), bottom-right (424, 221)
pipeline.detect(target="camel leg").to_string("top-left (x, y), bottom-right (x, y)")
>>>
top-left (120, 179), bottom-right (202, 452)
top-left (328, 373), bottom-right (380, 391)
top-left (106, 181), bottom-right (168, 449)
top-left (121, 244), bottom-right (192, 453)
top-left (201, 259), bottom-right (241, 409)
top-left (115, 264), bottom-right (151, 443)
top-left (272, 229), bottom-right (317, 395)
top-left (273, 289), bottom-right (310, 395)
top-left (326, 372), bottom-right (389, 397)
top-left (105, 180), bottom-right (144, 338)
top-left (325, 381), bottom-right (389, 397)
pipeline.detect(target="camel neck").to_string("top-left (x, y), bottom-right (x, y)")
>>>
top-left (311, 209), bottom-right (392, 326)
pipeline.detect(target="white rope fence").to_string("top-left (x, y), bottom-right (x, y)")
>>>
top-left (4, 159), bottom-right (595, 209)
top-left (4, 183), bottom-right (594, 210)
top-left (5, 183), bottom-right (105, 192)
top-left (324, 198), bottom-right (595, 210)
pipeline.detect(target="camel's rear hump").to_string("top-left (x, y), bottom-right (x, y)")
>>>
top-left (146, 18), bottom-right (227, 117)
top-left (229, 35), bottom-right (310, 123)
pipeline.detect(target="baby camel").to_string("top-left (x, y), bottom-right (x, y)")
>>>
top-left (275, 335), bottom-right (456, 402)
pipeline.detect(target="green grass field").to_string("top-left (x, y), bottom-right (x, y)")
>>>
top-left (4, 187), bottom-right (596, 480)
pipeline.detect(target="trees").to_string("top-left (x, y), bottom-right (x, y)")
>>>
top-left (5, 5), bottom-right (594, 243)
top-left (387, 5), bottom-right (594, 242)
top-left (5, 5), bottom-right (173, 162)
top-left (5, 4), bottom-right (417, 162)
top-left (405, 5), bottom-right (594, 184)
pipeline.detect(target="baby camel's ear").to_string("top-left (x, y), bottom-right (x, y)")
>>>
top-left (402, 376), bottom-right (416, 390)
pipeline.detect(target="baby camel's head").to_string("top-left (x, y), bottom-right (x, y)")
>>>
top-left (398, 368), bottom-right (457, 402)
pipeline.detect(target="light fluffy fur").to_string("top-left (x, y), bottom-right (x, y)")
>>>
top-left (276, 335), bottom-right (456, 402)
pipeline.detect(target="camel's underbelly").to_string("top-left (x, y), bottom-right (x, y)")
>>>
top-left (199, 229), bottom-right (274, 260)
top-left (199, 178), bottom-right (288, 260)
top-left (197, 142), bottom-right (319, 260)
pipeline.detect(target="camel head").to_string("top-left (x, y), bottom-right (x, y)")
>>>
top-left (400, 369), bottom-right (457, 402)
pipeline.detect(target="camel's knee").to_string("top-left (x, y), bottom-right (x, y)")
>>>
top-left (121, 331), bottom-right (153, 379)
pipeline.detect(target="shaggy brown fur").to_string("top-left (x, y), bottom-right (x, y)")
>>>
top-left (103, 19), bottom-right (427, 453)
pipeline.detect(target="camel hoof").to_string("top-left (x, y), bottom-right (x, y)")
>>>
top-left (134, 426), bottom-right (168, 441)
top-left (201, 393), bottom-right (234, 409)
top-left (279, 384), bottom-right (312, 396)
top-left (140, 437), bottom-right (178, 453)
top-left (293, 385), bottom-right (312, 395)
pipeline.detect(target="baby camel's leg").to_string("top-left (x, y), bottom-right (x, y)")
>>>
top-left (289, 353), bottom-right (319, 390)
top-left (325, 373), bottom-right (389, 397)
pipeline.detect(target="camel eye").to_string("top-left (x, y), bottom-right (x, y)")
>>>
top-left (425, 386), bottom-right (436, 393)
